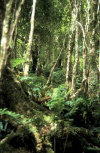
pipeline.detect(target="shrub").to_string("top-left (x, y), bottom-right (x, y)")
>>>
top-left (51, 69), bottom-right (66, 85)
top-left (46, 84), bottom-right (67, 115)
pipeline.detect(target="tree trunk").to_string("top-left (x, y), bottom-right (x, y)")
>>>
top-left (66, 0), bottom-right (78, 87)
top-left (0, 0), bottom-right (5, 40)
top-left (88, 0), bottom-right (98, 98)
top-left (66, 34), bottom-right (72, 85)
top-left (11, 25), bottom-right (18, 59)
top-left (24, 0), bottom-right (37, 76)
top-left (0, 0), bottom-right (25, 107)
top-left (82, 0), bottom-right (90, 94)
top-left (0, 0), bottom-right (24, 78)
top-left (71, 26), bottom-right (79, 96)
top-left (0, 0), bottom-right (13, 78)
top-left (31, 44), bottom-right (38, 73)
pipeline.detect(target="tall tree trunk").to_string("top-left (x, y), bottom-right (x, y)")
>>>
top-left (24, 0), bottom-right (37, 76)
top-left (88, 0), bottom-right (98, 98)
top-left (0, 0), bottom-right (13, 78)
top-left (0, 0), bottom-right (25, 106)
top-left (82, 0), bottom-right (90, 94)
top-left (52, 47), bottom-right (55, 64)
top-left (71, 26), bottom-right (79, 96)
top-left (66, 34), bottom-right (72, 85)
top-left (0, 0), bottom-right (24, 78)
top-left (66, 0), bottom-right (78, 87)
top-left (13, 26), bottom-right (18, 58)
top-left (0, 0), bottom-right (5, 40)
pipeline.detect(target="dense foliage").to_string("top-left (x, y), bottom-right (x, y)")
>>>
top-left (0, 0), bottom-right (99, 153)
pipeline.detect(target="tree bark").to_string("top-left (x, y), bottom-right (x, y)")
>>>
top-left (88, 0), bottom-right (98, 98)
top-left (71, 26), bottom-right (79, 96)
top-left (66, 34), bottom-right (72, 85)
top-left (66, 0), bottom-right (78, 87)
top-left (82, 0), bottom-right (90, 94)
top-left (24, 0), bottom-right (37, 76)
top-left (0, 0), bottom-right (13, 78)
top-left (0, 0), bottom-right (25, 78)
top-left (0, 0), bottom-right (5, 40)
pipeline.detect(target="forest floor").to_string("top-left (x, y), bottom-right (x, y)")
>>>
top-left (0, 69), bottom-right (100, 153)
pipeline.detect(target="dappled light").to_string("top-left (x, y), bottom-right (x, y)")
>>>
top-left (0, 0), bottom-right (99, 153)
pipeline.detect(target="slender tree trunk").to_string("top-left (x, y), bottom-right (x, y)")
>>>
top-left (13, 26), bottom-right (18, 58)
top-left (0, 0), bottom-right (5, 40)
top-left (66, 0), bottom-right (78, 86)
top-left (66, 34), bottom-right (72, 85)
top-left (8, 0), bottom-right (25, 46)
top-left (71, 26), bottom-right (79, 96)
top-left (24, 0), bottom-right (36, 76)
top-left (0, 0), bottom-right (24, 105)
top-left (82, 0), bottom-right (90, 94)
top-left (71, 0), bottom-right (98, 99)
top-left (71, 1), bottom-right (81, 96)
top-left (82, 41), bottom-right (88, 95)
top-left (87, 0), bottom-right (99, 98)
top-left (52, 47), bottom-right (55, 64)
top-left (0, 0), bottom-right (13, 78)
top-left (0, 0), bottom-right (24, 78)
